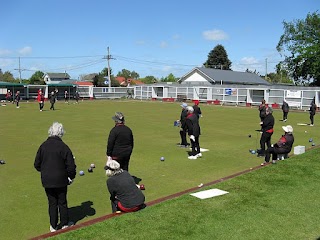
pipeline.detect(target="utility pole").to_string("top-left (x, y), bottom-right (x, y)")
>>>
top-left (14, 57), bottom-right (26, 83)
top-left (103, 47), bottom-right (114, 89)
top-left (265, 58), bottom-right (268, 80)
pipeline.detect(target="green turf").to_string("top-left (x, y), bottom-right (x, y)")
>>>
top-left (0, 100), bottom-right (318, 239)
top-left (50, 148), bottom-right (320, 240)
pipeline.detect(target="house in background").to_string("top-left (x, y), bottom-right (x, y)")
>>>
top-left (178, 67), bottom-right (270, 86)
top-left (43, 72), bottom-right (71, 84)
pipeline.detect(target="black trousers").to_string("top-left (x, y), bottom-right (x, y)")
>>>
top-left (283, 111), bottom-right (288, 120)
top-left (190, 136), bottom-right (200, 156)
top-left (45, 187), bottom-right (69, 228)
top-left (265, 147), bottom-right (288, 162)
top-left (50, 102), bottom-right (55, 110)
top-left (179, 129), bottom-right (188, 146)
top-left (39, 102), bottom-right (44, 110)
top-left (310, 114), bottom-right (315, 125)
top-left (259, 132), bottom-right (273, 154)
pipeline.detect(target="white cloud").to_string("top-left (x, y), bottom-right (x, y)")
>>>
top-left (232, 57), bottom-right (263, 72)
top-left (17, 46), bottom-right (32, 55)
top-left (203, 29), bottom-right (228, 41)
top-left (160, 41), bottom-right (168, 48)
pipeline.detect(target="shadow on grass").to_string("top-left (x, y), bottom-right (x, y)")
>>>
top-left (68, 201), bottom-right (96, 224)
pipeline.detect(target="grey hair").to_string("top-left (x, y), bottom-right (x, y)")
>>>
top-left (186, 106), bottom-right (194, 113)
top-left (48, 122), bottom-right (65, 138)
top-left (105, 160), bottom-right (123, 177)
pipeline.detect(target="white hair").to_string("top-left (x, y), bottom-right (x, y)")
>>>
top-left (186, 106), bottom-right (194, 113)
top-left (48, 122), bottom-right (65, 138)
top-left (105, 160), bottom-right (123, 177)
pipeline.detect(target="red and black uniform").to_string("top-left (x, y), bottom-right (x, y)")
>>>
top-left (186, 112), bottom-right (201, 157)
top-left (107, 170), bottom-right (145, 213)
top-left (265, 133), bottom-right (294, 162)
top-left (37, 92), bottom-right (45, 111)
top-left (107, 123), bottom-right (134, 171)
top-left (6, 91), bottom-right (12, 102)
top-left (258, 113), bottom-right (274, 156)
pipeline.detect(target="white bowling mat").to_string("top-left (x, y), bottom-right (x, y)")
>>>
top-left (190, 188), bottom-right (229, 199)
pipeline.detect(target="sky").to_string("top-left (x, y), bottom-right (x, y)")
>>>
top-left (0, 0), bottom-right (318, 80)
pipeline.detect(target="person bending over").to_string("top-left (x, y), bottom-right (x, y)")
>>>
top-left (105, 160), bottom-right (145, 213)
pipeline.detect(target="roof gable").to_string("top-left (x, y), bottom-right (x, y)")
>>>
top-left (179, 67), bottom-right (270, 85)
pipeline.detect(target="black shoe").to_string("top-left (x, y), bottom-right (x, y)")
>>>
top-left (257, 154), bottom-right (265, 157)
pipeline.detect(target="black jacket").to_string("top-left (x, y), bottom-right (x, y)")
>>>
top-left (107, 170), bottom-right (145, 208)
top-left (193, 105), bottom-right (202, 118)
top-left (275, 133), bottom-right (294, 153)
top-left (180, 109), bottom-right (188, 129)
top-left (107, 124), bottom-right (134, 158)
top-left (186, 113), bottom-right (201, 137)
top-left (261, 114), bottom-right (274, 132)
top-left (282, 102), bottom-right (289, 112)
top-left (310, 102), bottom-right (317, 115)
top-left (34, 136), bottom-right (76, 188)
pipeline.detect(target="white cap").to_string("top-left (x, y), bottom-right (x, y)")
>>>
top-left (282, 125), bottom-right (293, 133)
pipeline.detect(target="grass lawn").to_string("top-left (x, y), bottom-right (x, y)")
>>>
top-left (0, 99), bottom-right (319, 239)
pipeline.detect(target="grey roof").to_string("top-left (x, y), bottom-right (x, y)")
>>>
top-left (179, 67), bottom-right (270, 85)
top-left (45, 72), bottom-right (71, 79)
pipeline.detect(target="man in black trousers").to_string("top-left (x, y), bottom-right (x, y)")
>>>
top-left (185, 106), bottom-right (201, 160)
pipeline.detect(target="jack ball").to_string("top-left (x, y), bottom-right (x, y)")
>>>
top-left (79, 170), bottom-right (85, 176)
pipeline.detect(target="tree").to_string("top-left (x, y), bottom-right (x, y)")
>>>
top-left (2, 71), bottom-right (16, 82)
top-left (276, 11), bottom-right (320, 85)
top-left (93, 67), bottom-right (119, 87)
top-left (117, 69), bottom-right (140, 80)
top-left (203, 44), bottom-right (232, 70)
top-left (140, 75), bottom-right (158, 84)
top-left (29, 71), bottom-right (45, 84)
top-left (0, 69), bottom-right (3, 81)
top-left (160, 73), bottom-right (178, 82)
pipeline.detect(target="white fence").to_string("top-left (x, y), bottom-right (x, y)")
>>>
top-left (2, 84), bottom-right (320, 110)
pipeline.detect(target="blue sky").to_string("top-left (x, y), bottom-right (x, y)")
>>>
top-left (0, 0), bottom-right (318, 80)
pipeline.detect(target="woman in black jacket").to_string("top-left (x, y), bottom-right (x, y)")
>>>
top-left (34, 122), bottom-right (76, 232)
top-left (106, 112), bottom-right (134, 171)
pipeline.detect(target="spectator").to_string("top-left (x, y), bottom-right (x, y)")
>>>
top-left (34, 122), bottom-right (76, 232)
top-left (261, 125), bottom-right (294, 165)
top-left (282, 100), bottom-right (289, 122)
top-left (106, 112), bottom-right (134, 171)
top-left (105, 160), bottom-right (145, 213)
top-left (185, 106), bottom-right (201, 160)
top-left (257, 107), bottom-right (274, 157)
top-left (309, 99), bottom-right (317, 126)
top-left (178, 102), bottom-right (189, 148)
top-left (14, 90), bottom-right (21, 108)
